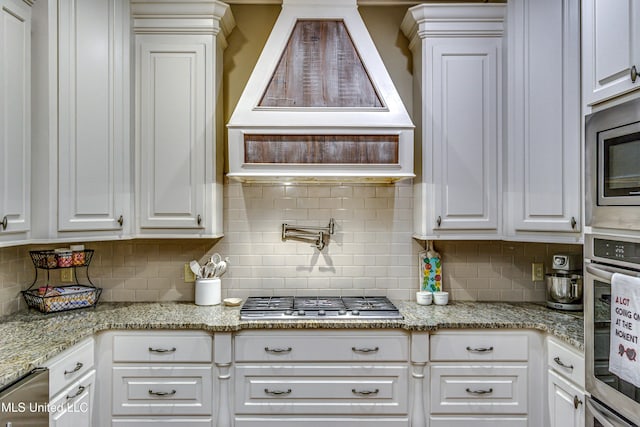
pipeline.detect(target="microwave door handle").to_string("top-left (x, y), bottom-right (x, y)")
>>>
top-left (586, 398), bottom-right (634, 427)
top-left (586, 264), bottom-right (640, 280)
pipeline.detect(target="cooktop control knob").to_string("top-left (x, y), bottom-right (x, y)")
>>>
top-left (352, 310), bottom-right (360, 316)
top-left (318, 310), bottom-right (326, 316)
top-left (285, 310), bottom-right (293, 315)
top-left (297, 310), bottom-right (305, 316)
top-left (338, 309), bottom-right (347, 315)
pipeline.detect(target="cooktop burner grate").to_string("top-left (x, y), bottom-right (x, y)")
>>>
top-left (240, 296), bottom-right (402, 320)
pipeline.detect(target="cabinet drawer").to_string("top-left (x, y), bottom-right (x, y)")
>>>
top-left (546, 336), bottom-right (585, 387)
top-left (430, 332), bottom-right (528, 361)
top-left (430, 416), bottom-right (528, 426)
top-left (430, 364), bottom-right (528, 414)
top-left (235, 417), bottom-right (409, 426)
top-left (112, 366), bottom-right (212, 415)
top-left (112, 331), bottom-right (212, 363)
top-left (235, 365), bottom-right (408, 415)
top-left (235, 331), bottom-right (408, 362)
top-left (46, 337), bottom-right (94, 396)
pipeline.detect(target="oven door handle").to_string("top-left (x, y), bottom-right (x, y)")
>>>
top-left (586, 264), bottom-right (640, 280)
top-left (586, 398), bottom-right (634, 427)
top-left (586, 264), bottom-right (615, 281)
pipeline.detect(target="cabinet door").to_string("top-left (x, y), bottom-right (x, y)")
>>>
top-left (507, 0), bottom-right (581, 235)
top-left (547, 370), bottom-right (585, 427)
top-left (583, 0), bottom-right (640, 105)
top-left (50, 370), bottom-right (95, 427)
top-left (0, 0), bottom-right (30, 239)
top-left (57, 0), bottom-right (130, 233)
top-left (430, 39), bottom-right (501, 232)
top-left (137, 36), bottom-right (208, 230)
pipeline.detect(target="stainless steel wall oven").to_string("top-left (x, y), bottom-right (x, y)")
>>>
top-left (586, 97), bottom-right (640, 231)
top-left (585, 234), bottom-right (640, 426)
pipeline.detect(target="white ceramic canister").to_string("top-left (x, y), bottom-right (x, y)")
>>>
top-left (195, 278), bottom-right (221, 306)
top-left (416, 291), bottom-right (433, 305)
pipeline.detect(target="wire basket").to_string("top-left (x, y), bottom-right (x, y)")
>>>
top-left (29, 249), bottom-right (94, 269)
top-left (22, 286), bottom-right (102, 314)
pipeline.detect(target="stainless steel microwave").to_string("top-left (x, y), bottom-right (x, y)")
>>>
top-left (586, 97), bottom-right (640, 231)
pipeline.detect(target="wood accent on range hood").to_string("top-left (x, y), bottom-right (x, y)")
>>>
top-left (244, 134), bottom-right (398, 164)
top-left (227, 0), bottom-right (414, 183)
top-left (259, 20), bottom-right (383, 108)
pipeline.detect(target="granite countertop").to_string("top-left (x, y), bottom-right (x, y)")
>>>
top-left (0, 301), bottom-right (584, 389)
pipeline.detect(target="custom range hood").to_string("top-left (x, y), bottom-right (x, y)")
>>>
top-left (227, 0), bottom-right (414, 183)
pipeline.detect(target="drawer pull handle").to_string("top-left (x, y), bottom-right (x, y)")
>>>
top-left (264, 388), bottom-right (292, 396)
top-left (632, 65), bottom-right (638, 83)
top-left (352, 388), bottom-right (379, 396)
top-left (66, 385), bottom-right (86, 400)
top-left (466, 388), bottom-right (493, 395)
top-left (352, 346), bottom-right (379, 353)
top-left (64, 362), bottom-right (83, 375)
top-left (148, 347), bottom-right (177, 353)
top-left (265, 347), bottom-right (292, 354)
top-left (1, 215), bottom-right (7, 230)
top-left (117, 215), bottom-right (124, 227)
top-left (148, 389), bottom-right (177, 397)
top-left (553, 356), bottom-right (574, 371)
top-left (466, 346), bottom-right (494, 353)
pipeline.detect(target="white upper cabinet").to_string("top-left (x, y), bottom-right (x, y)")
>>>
top-left (402, 4), bottom-right (505, 240)
top-left (583, 0), bottom-right (640, 106)
top-left (506, 0), bottom-right (581, 241)
top-left (0, 0), bottom-right (31, 246)
top-left (132, 0), bottom-right (234, 237)
top-left (57, 0), bottom-right (131, 236)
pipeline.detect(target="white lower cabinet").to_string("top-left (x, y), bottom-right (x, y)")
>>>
top-left (95, 330), bottom-right (214, 427)
top-left (233, 330), bottom-right (410, 426)
top-left (45, 337), bottom-right (96, 427)
top-left (546, 336), bottom-right (585, 427)
top-left (49, 370), bottom-right (96, 427)
top-left (428, 330), bottom-right (544, 426)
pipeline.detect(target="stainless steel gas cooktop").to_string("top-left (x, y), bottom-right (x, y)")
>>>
top-left (239, 296), bottom-right (402, 320)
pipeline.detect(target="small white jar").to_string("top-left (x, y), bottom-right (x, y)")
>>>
top-left (433, 291), bottom-right (449, 305)
top-left (416, 291), bottom-right (433, 305)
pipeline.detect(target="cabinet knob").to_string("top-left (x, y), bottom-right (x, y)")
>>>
top-left (436, 216), bottom-right (442, 227)
top-left (570, 216), bottom-right (577, 229)
top-left (117, 215), bottom-right (124, 227)
top-left (573, 395), bottom-right (583, 409)
top-left (632, 65), bottom-right (638, 83)
top-left (1, 215), bottom-right (7, 230)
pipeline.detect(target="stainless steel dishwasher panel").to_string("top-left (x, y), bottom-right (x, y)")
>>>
top-left (0, 368), bottom-right (49, 426)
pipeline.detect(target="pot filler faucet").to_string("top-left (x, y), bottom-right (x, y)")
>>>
top-left (282, 218), bottom-right (335, 250)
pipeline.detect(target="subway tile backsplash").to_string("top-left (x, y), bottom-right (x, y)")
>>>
top-left (0, 181), bottom-right (581, 317)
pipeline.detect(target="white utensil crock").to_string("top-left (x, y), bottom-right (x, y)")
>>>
top-left (195, 278), bottom-right (221, 306)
